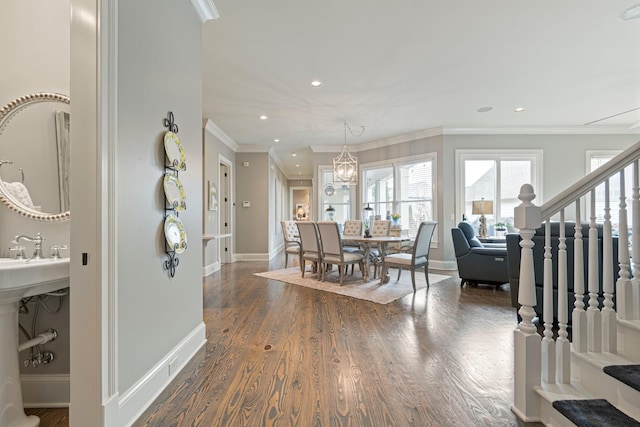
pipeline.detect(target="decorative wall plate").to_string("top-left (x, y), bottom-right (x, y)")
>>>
top-left (164, 214), bottom-right (187, 254)
top-left (163, 174), bottom-right (186, 211)
top-left (163, 131), bottom-right (186, 170)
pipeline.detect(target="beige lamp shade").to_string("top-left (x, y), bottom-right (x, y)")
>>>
top-left (472, 199), bottom-right (493, 215)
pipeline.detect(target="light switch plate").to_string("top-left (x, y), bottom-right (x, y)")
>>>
top-left (242, 201), bottom-right (250, 208)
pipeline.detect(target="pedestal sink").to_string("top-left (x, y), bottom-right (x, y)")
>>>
top-left (0, 257), bottom-right (70, 427)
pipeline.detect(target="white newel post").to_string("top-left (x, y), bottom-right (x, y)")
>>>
top-left (513, 184), bottom-right (542, 421)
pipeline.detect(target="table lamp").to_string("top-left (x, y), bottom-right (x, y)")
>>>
top-left (472, 198), bottom-right (493, 238)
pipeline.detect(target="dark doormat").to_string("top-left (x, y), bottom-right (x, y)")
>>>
top-left (603, 364), bottom-right (640, 391)
top-left (552, 399), bottom-right (640, 427)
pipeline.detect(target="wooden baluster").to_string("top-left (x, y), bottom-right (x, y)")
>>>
top-left (632, 160), bottom-right (640, 321)
top-left (573, 201), bottom-right (587, 353)
top-left (602, 179), bottom-right (617, 352)
top-left (513, 184), bottom-right (542, 420)
top-left (542, 219), bottom-right (555, 383)
top-left (587, 189), bottom-right (602, 352)
top-left (617, 169), bottom-right (633, 320)
top-left (556, 210), bottom-right (570, 383)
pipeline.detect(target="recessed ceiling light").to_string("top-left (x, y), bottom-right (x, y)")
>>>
top-left (292, 153), bottom-right (297, 157)
top-left (621, 4), bottom-right (640, 20)
top-left (310, 80), bottom-right (323, 87)
top-left (514, 107), bottom-right (525, 112)
top-left (298, 172), bottom-right (302, 175)
top-left (273, 138), bottom-right (280, 143)
top-left (477, 106), bottom-right (493, 113)
top-left (259, 115), bottom-right (268, 120)
top-left (296, 164), bottom-right (300, 167)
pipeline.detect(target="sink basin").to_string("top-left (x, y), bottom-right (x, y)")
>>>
top-left (0, 257), bottom-right (70, 427)
top-left (0, 257), bottom-right (70, 301)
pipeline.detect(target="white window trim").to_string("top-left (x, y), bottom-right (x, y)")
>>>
top-left (455, 149), bottom-right (543, 223)
top-left (360, 152), bottom-right (438, 244)
top-left (317, 164), bottom-right (357, 221)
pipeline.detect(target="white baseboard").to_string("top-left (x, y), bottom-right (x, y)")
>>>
top-left (21, 374), bottom-right (70, 408)
top-left (430, 259), bottom-right (458, 271)
top-left (234, 253), bottom-right (270, 261)
top-left (202, 261), bottom-right (221, 277)
top-left (118, 322), bottom-right (206, 427)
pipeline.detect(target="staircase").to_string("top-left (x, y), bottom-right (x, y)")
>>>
top-left (512, 141), bottom-right (640, 426)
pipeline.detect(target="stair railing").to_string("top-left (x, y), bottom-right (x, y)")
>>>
top-left (513, 140), bottom-right (640, 422)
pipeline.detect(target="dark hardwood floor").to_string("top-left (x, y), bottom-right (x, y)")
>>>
top-left (28, 254), bottom-right (543, 426)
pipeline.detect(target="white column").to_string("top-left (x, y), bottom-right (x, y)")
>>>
top-left (572, 201), bottom-right (587, 353)
top-left (587, 190), bottom-right (602, 352)
top-left (556, 210), bottom-right (571, 383)
top-left (541, 219), bottom-right (555, 383)
top-left (512, 184), bottom-right (542, 421)
top-left (617, 170), bottom-right (633, 320)
top-left (602, 179), bottom-right (617, 352)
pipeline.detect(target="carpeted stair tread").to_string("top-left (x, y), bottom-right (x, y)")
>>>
top-left (552, 399), bottom-right (640, 427)
top-left (603, 364), bottom-right (640, 392)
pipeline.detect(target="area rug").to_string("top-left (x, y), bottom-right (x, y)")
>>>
top-left (254, 267), bottom-right (450, 304)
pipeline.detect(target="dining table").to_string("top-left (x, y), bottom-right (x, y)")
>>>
top-left (342, 235), bottom-right (411, 283)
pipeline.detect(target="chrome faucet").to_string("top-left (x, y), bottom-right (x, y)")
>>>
top-left (13, 233), bottom-right (45, 259)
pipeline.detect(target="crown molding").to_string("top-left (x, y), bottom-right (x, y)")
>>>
top-left (190, 0), bottom-right (219, 22)
top-left (441, 125), bottom-right (640, 135)
top-left (310, 124), bottom-right (639, 153)
top-left (204, 119), bottom-right (238, 152)
top-left (310, 127), bottom-right (444, 153)
top-left (236, 144), bottom-right (272, 153)
top-left (269, 147), bottom-right (285, 173)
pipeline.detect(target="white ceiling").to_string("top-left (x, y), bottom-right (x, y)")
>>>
top-left (202, 1), bottom-right (640, 178)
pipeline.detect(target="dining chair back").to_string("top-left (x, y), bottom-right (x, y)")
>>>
top-left (316, 221), bottom-right (365, 285)
top-left (381, 221), bottom-right (438, 292)
top-left (371, 219), bottom-right (391, 237)
top-left (281, 220), bottom-right (301, 270)
top-left (296, 221), bottom-right (323, 278)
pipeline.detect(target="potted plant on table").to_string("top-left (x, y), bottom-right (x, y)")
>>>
top-left (494, 221), bottom-right (507, 238)
top-left (391, 213), bottom-right (401, 226)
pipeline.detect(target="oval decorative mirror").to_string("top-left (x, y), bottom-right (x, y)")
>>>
top-left (0, 93), bottom-right (70, 221)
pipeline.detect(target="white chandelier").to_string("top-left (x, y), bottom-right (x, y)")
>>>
top-left (333, 121), bottom-right (364, 185)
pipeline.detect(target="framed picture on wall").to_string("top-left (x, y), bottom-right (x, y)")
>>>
top-left (208, 180), bottom-right (218, 211)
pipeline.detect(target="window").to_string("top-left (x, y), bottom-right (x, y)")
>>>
top-left (588, 150), bottom-right (632, 231)
top-left (456, 150), bottom-right (542, 232)
top-left (318, 166), bottom-right (355, 224)
top-left (362, 154), bottom-right (436, 239)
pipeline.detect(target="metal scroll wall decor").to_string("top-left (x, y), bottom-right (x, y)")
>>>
top-left (161, 111), bottom-right (188, 277)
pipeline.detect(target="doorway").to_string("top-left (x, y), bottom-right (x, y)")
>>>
top-left (290, 187), bottom-right (312, 221)
top-left (219, 155), bottom-right (233, 263)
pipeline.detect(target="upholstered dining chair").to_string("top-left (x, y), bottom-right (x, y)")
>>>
top-left (368, 219), bottom-right (391, 278)
top-left (381, 221), bottom-right (438, 292)
top-left (342, 219), bottom-right (363, 274)
top-left (296, 221), bottom-right (323, 278)
top-left (281, 220), bottom-right (301, 271)
top-left (316, 221), bottom-right (365, 286)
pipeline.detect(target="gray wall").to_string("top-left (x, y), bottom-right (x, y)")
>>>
top-left (116, 0), bottom-right (203, 393)
top-left (236, 152), bottom-right (270, 256)
top-left (2, 0), bottom-right (71, 377)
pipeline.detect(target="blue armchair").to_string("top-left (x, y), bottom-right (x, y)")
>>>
top-left (451, 222), bottom-right (509, 287)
